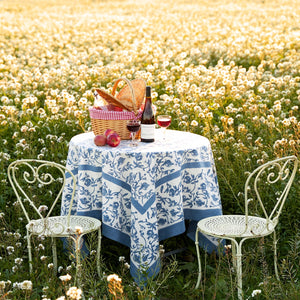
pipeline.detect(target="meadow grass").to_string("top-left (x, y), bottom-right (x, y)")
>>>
top-left (0, 0), bottom-right (299, 299)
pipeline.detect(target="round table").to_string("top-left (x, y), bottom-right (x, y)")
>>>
top-left (61, 129), bottom-right (222, 284)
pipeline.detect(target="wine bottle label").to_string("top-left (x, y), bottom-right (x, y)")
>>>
top-left (141, 124), bottom-right (155, 140)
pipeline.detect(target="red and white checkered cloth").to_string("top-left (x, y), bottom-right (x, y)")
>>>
top-left (89, 107), bottom-right (141, 120)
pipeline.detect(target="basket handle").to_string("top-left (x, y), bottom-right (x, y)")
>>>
top-left (111, 77), bottom-right (138, 114)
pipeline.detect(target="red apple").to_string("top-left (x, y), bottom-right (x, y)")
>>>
top-left (107, 132), bottom-right (121, 147)
top-left (104, 129), bottom-right (115, 137)
top-left (94, 134), bottom-right (106, 146)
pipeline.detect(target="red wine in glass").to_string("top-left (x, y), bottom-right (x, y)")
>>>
top-left (126, 122), bottom-right (141, 132)
top-left (157, 115), bottom-right (171, 141)
top-left (126, 120), bottom-right (141, 146)
top-left (157, 118), bottom-right (171, 128)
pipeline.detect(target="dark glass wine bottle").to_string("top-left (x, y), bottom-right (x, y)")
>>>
top-left (141, 86), bottom-right (155, 143)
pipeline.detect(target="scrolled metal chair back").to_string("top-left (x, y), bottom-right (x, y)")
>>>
top-left (244, 156), bottom-right (298, 233)
top-left (8, 159), bottom-right (76, 228)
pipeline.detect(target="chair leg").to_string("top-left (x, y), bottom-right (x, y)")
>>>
top-left (27, 230), bottom-right (33, 273)
top-left (231, 241), bottom-right (237, 270)
top-left (195, 227), bottom-right (202, 289)
top-left (273, 231), bottom-right (280, 281)
top-left (236, 241), bottom-right (243, 300)
top-left (75, 235), bottom-right (83, 287)
top-left (52, 237), bottom-right (58, 274)
top-left (96, 227), bottom-right (102, 278)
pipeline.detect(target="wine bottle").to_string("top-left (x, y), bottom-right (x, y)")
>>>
top-left (141, 86), bottom-right (155, 143)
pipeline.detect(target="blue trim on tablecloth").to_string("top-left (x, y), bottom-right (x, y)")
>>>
top-left (76, 210), bottom-right (131, 247)
top-left (131, 194), bottom-right (156, 215)
top-left (66, 164), bottom-right (102, 178)
top-left (75, 208), bottom-right (223, 252)
top-left (79, 164), bottom-right (102, 173)
top-left (73, 161), bottom-right (212, 189)
top-left (103, 172), bottom-right (157, 215)
top-left (102, 172), bottom-right (131, 192)
top-left (155, 161), bottom-right (212, 187)
top-left (102, 224), bottom-right (131, 248)
top-left (158, 220), bottom-right (186, 241)
top-left (184, 208), bottom-right (222, 220)
top-left (77, 210), bottom-right (102, 219)
top-left (182, 161), bottom-right (211, 169)
top-left (156, 170), bottom-right (181, 187)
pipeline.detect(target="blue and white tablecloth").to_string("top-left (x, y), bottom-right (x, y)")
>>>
top-left (61, 129), bottom-right (222, 284)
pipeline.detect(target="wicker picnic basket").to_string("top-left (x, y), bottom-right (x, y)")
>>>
top-left (89, 78), bottom-right (145, 140)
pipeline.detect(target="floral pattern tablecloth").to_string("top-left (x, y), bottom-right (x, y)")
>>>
top-left (61, 129), bottom-right (222, 284)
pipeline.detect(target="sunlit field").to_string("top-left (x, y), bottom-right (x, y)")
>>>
top-left (0, 0), bottom-right (299, 299)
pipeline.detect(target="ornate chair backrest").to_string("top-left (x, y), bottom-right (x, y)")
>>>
top-left (244, 156), bottom-right (298, 232)
top-left (8, 159), bottom-right (76, 227)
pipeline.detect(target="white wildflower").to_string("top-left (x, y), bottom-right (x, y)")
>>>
top-left (20, 280), bottom-right (33, 290)
top-left (14, 258), bottom-right (23, 265)
top-left (20, 125), bottom-right (28, 133)
top-left (251, 289), bottom-right (262, 297)
top-left (58, 266), bottom-right (63, 273)
top-left (38, 205), bottom-right (48, 213)
top-left (6, 246), bottom-right (14, 255)
top-left (0, 281), bottom-right (6, 289)
top-left (227, 117), bottom-right (234, 125)
top-left (12, 266), bottom-right (18, 272)
top-left (37, 243), bottom-right (45, 251)
top-left (14, 232), bottom-right (21, 239)
top-left (66, 286), bottom-right (82, 300)
top-left (191, 120), bottom-right (198, 126)
top-left (107, 274), bottom-right (122, 282)
top-left (59, 274), bottom-right (72, 282)
top-left (13, 282), bottom-right (21, 289)
top-left (66, 265), bottom-right (72, 271)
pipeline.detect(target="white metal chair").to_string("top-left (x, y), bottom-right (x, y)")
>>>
top-left (8, 159), bottom-right (102, 284)
top-left (195, 156), bottom-right (298, 299)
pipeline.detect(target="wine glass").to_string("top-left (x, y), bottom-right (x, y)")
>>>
top-left (157, 115), bottom-right (171, 141)
top-left (126, 120), bottom-right (141, 147)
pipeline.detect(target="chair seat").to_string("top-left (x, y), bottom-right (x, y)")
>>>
top-left (197, 215), bottom-right (275, 238)
top-left (26, 215), bottom-right (101, 237)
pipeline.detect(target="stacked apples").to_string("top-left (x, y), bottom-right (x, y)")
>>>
top-left (94, 129), bottom-right (121, 147)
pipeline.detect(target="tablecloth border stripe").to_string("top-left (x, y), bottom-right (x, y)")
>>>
top-left (65, 164), bottom-right (102, 178)
top-left (184, 207), bottom-right (223, 220)
top-left (155, 161), bottom-right (211, 187)
top-left (132, 194), bottom-right (156, 215)
top-left (76, 210), bottom-right (132, 247)
top-left (102, 172), bottom-right (131, 191)
top-left (158, 220), bottom-right (186, 241)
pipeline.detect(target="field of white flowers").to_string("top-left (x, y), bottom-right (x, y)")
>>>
top-left (0, 0), bottom-right (299, 299)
